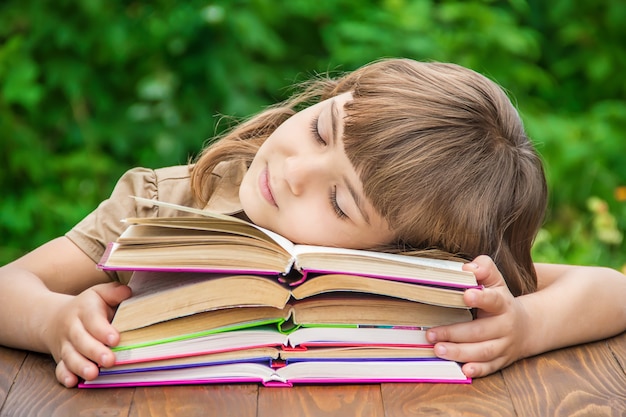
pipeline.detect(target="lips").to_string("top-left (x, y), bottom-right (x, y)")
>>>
top-left (259, 166), bottom-right (277, 207)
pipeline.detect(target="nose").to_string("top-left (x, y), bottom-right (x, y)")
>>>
top-left (284, 155), bottom-right (327, 196)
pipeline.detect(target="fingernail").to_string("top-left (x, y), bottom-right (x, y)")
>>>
top-left (64, 376), bottom-right (72, 387)
top-left (435, 344), bottom-right (447, 356)
top-left (107, 333), bottom-right (115, 346)
top-left (426, 330), bottom-right (437, 343)
top-left (466, 262), bottom-right (479, 270)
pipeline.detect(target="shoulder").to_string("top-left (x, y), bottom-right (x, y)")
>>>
top-left (115, 165), bottom-right (192, 195)
top-left (65, 165), bottom-right (196, 284)
top-left (112, 165), bottom-right (197, 215)
top-left (112, 162), bottom-right (244, 215)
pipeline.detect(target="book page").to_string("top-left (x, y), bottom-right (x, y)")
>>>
top-left (291, 245), bottom-right (465, 271)
top-left (131, 196), bottom-right (296, 255)
top-left (132, 196), bottom-right (250, 223)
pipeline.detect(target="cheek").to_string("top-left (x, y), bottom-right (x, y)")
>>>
top-left (274, 209), bottom-right (342, 246)
top-left (238, 172), bottom-right (255, 209)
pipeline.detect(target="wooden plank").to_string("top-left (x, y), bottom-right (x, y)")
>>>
top-left (130, 384), bottom-right (258, 417)
top-left (258, 384), bottom-right (384, 417)
top-left (380, 373), bottom-right (515, 416)
top-left (0, 352), bottom-right (134, 417)
top-left (607, 330), bottom-right (626, 372)
top-left (0, 346), bottom-right (27, 411)
top-left (503, 338), bottom-right (626, 416)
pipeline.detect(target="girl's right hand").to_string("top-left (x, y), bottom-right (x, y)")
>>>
top-left (45, 282), bottom-right (132, 387)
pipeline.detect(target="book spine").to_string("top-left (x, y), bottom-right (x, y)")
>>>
top-left (285, 377), bottom-right (471, 384)
top-left (283, 269), bottom-right (309, 286)
top-left (261, 380), bottom-right (293, 387)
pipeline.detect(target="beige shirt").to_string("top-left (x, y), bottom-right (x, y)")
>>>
top-left (65, 162), bottom-right (245, 284)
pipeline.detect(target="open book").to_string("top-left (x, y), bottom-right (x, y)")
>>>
top-left (80, 359), bottom-right (470, 388)
top-left (113, 325), bottom-right (434, 365)
top-left (98, 197), bottom-right (478, 289)
top-left (112, 271), bottom-right (473, 351)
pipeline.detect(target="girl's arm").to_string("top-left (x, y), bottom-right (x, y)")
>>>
top-left (525, 262), bottom-right (626, 354)
top-left (0, 237), bottom-right (131, 387)
top-left (426, 256), bottom-right (626, 378)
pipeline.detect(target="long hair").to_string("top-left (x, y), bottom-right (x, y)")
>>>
top-left (191, 58), bottom-right (548, 296)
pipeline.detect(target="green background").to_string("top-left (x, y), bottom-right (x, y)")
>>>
top-left (1, 0), bottom-right (625, 271)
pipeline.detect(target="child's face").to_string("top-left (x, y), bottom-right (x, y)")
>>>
top-left (240, 92), bottom-right (395, 249)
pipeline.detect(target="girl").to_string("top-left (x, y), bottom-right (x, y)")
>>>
top-left (0, 58), bottom-right (624, 388)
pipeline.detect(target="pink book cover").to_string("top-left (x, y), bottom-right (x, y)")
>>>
top-left (79, 376), bottom-right (471, 389)
top-left (113, 342), bottom-right (284, 366)
top-left (114, 340), bottom-right (435, 367)
top-left (79, 360), bottom-right (471, 388)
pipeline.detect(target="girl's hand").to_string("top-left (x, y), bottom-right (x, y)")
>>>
top-left (44, 282), bottom-right (132, 387)
top-left (425, 255), bottom-right (531, 378)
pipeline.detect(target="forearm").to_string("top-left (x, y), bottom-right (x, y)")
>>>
top-left (0, 264), bottom-right (71, 353)
top-left (520, 265), bottom-right (626, 358)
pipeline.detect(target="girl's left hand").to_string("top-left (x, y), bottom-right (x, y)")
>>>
top-left (425, 255), bottom-right (531, 378)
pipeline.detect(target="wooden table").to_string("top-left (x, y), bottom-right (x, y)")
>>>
top-left (1, 331), bottom-right (625, 416)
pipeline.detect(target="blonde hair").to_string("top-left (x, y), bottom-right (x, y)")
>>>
top-left (191, 58), bottom-right (547, 296)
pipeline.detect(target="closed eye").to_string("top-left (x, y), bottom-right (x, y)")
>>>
top-left (330, 186), bottom-right (348, 219)
top-left (309, 115), bottom-right (327, 145)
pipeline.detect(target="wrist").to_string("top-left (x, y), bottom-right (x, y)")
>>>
top-left (515, 292), bottom-right (553, 360)
top-left (39, 292), bottom-right (73, 358)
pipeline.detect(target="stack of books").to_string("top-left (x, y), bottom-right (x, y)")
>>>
top-left (79, 198), bottom-right (476, 388)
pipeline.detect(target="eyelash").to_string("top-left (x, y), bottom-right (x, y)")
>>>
top-left (310, 114), bottom-right (343, 219)
top-left (310, 115), bottom-right (327, 145)
top-left (330, 186), bottom-right (348, 219)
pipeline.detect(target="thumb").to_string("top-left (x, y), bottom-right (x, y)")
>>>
top-left (463, 255), bottom-right (507, 289)
top-left (91, 282), bottom-right (132, 308)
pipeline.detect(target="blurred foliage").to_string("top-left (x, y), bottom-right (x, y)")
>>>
top-left (1, 0), bottom-right (625, 271)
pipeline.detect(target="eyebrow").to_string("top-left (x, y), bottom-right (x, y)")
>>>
top-left (330, 98), bottom-right (340, 146)
top-left (344, 175), bottom-right (371, 224)
top-left (331, 99), bottom-right (372, 225)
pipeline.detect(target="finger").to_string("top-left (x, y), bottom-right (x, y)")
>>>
top-left (426, 316), bottom-right (506, 344)
top-left (427, 315), bottom-right (505, 344)
top-left (78, 301), bottom-right (122, 348)
top-left (464, 286), bottom-right (510, 315)
top-left (462, 360), bottom-right (504, 379)
top-left (67, 318), bottom-right (117, 368)
top-left (55, 360), bottom-right (78, 387)
top-left (59, 340), bottom-right (101, 382)
top-left (463, 255), bottom-right (506, 289)
top-left (91, 282), bottom-right (132, 310)
top-left (433, 341), bottom-right (511, 379)
top-left (432, 339), bottom-right (507, 365)
top-left (80, 283), bottom-right (131, 347)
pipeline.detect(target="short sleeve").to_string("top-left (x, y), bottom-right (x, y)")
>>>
top-left (65, 165), bottom-right (195, 284)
